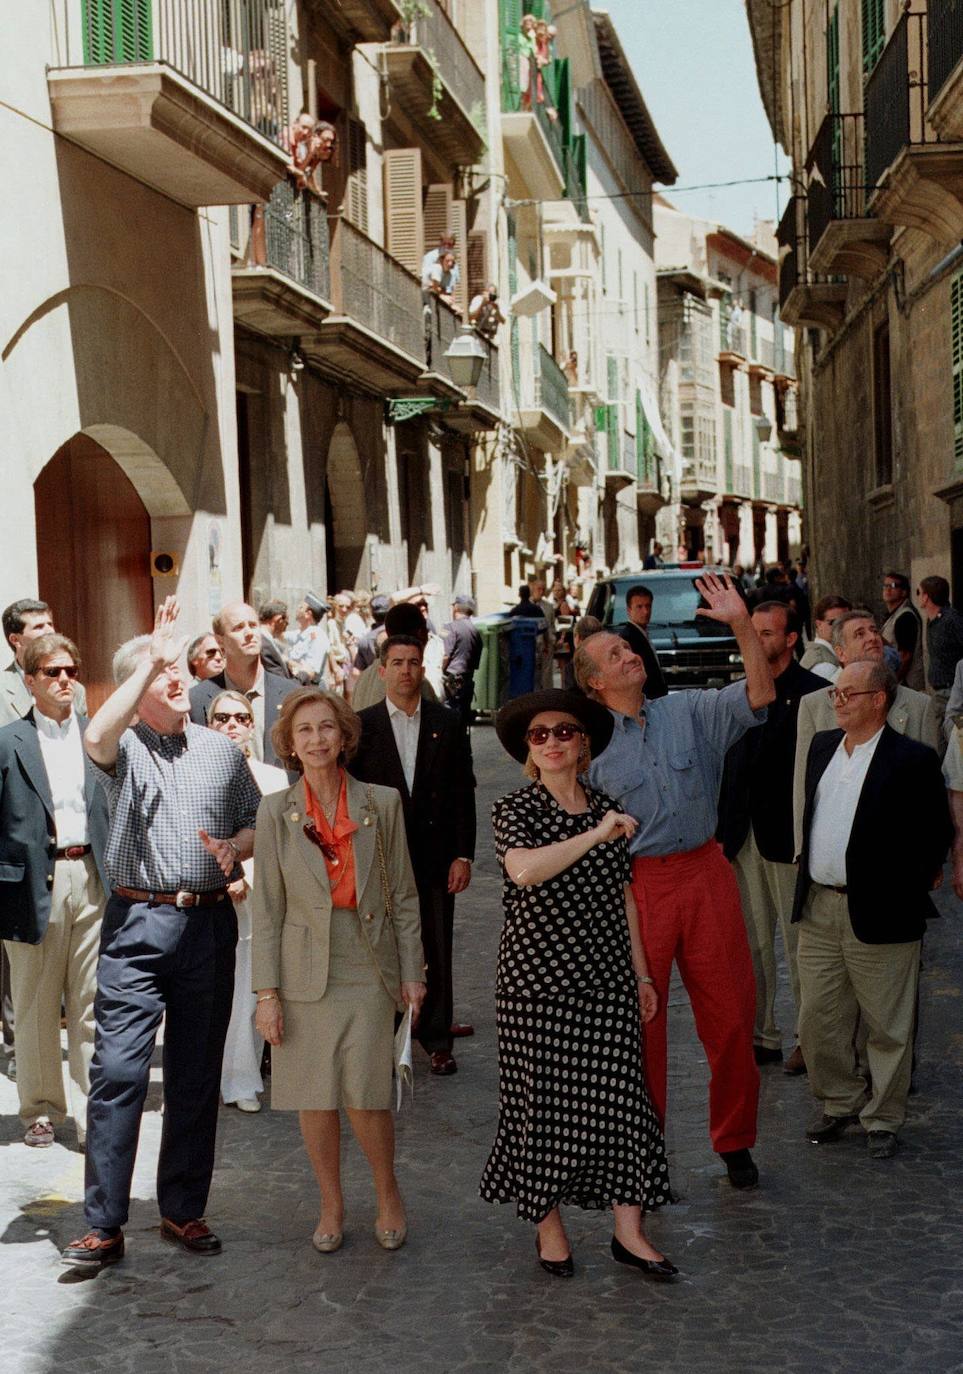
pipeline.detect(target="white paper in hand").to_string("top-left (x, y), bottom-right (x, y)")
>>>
top-left (394, 1006), bottom-right (414, 1111)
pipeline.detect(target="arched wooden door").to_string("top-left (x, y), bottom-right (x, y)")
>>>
top-left (35, 435), bottom-right (154, 714)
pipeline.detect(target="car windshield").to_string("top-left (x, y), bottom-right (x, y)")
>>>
top-left (613, 579), bottom-right (707, 626)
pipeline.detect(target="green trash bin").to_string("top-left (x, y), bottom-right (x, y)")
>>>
top-left (472, 613), bottom-right (512, 715)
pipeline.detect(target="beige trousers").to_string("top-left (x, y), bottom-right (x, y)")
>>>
top-left (4, 854), bottom-right (104, 1142)
top-left (797, 886), bottom-right (919, 1133)
top-left (732, 829), bottom-right (800, 1049)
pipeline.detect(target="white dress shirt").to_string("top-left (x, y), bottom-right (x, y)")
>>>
top-left (386, 698), bottom-right (421, 794)
top-left (35, 709), bottom-right (88, 847)
top-left (808, 727), bottom-right (885, 886)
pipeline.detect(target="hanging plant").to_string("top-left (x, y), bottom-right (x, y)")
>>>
top-left (426, 48), bottom-right (444, 120)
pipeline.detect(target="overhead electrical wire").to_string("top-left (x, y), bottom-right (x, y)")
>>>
top-left (505, 174), bottom-right (788, 209)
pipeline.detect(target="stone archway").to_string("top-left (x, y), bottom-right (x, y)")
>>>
top-left (325, 421), bottom-right (368, 590)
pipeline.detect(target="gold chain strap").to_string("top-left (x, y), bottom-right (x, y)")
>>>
top-left (368, 785), bottom-right (395, 930)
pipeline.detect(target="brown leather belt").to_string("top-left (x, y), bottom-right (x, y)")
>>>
top-left (56, 845), bottom-right (91, 860)
top-left (816, 882), bottom-right (848, 895)
top-left (113, 886), bottom-right (228, 909)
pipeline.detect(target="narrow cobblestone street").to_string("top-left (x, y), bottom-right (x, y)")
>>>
top-left (1, 724), bottom-right (960, 1374)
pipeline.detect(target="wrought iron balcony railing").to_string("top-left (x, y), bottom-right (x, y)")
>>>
top-left (928, 0), bottom-right (963, 108)
top-left (535, 344), bottom-right (571, 433)
top-left (263, 181), bottom-right (330, 299)
top-left (806, 111), bottom-right (870, 247)
top-left (865, 8), bottom-right (934, 190)
top-left (404, 0), bottom-right (486, 122)
top-left (330, 216), bottom-right (426, 365)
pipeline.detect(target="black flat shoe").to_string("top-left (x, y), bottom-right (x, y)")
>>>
top-left (611, 1235), bottom-right (679, 1281)
top-left (720, 1148), bottom-right (759, 1190)
top-left (536, 1233), bottom-right (573, 1277)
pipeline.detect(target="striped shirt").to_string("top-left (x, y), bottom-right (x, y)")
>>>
top-left (90, 722), bottom-right (261, 892)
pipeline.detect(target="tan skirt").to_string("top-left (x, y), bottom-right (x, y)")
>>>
top-left (270, 907), bottom-right (396, 1111)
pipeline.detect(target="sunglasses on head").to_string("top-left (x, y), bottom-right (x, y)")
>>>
top-left (212, 711), bottom-right (253, 725)
top-left (525, 722), bottom-right (585, 746)
top-left (39, 665), bottom-right (79, 680)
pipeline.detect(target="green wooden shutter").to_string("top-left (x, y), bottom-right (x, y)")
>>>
top-left (549, 57), bottom-right (573, 148)
top-left (752, 426), bottom-right (762, 498)
top-left (499, 0), bottom-right (523, 110)
top-left (506, 211), bottom-right (520, 389)
top-left (724, 408), bottom-right (734, 492)
top-left (606, 356), bottom-right (620, 470)
top-left (83, 0), bottom-right (153, 64)
top-left (827, 5), bottom-right (840, 112)
top-left (861, 0), bottom-right (885, 76)
top-left (635, 389), bottom-right (654, 483)
top-left (749, 290), bottom-right (758, 359)
top-left (953, 272), bottom-right (963, 467)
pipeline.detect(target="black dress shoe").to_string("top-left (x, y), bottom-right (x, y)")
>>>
top-left (536, 1233), bottom-right (573, 1277)
top-left (610, 1235), bottom-right (679, 1281)
top-left (430, 1050), bottom-right (458, 1075)
top-left (720, 1148), bottom-right (759, 1189)
top-left (61, 1230), bottom-right (125, 1268)
top-left (160, 1218), bottom-right (222, 1254)
top-left (753, 1045), bottom-right (783, 1066)
top-left (867, 1130), bottom-right (898, 1159)
top-left (807, 1113), bottom-right (859, 1144)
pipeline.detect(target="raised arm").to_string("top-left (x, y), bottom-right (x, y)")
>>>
top-left (84, 596), bottom-right (187, 769)
top-left (695, 572), bottom-right (775, 711)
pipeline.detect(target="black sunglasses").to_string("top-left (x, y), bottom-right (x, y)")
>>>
top-left (212, 711), bottom-right (253, 726)
top-left (39, 665), bottom-right (79, 680)
top-left (525, 723), bottom-right (585, 746)
top-left (303, 820), bottom-right (337, 862)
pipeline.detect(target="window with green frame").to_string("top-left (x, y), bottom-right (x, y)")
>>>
top-left (83, 0), bottom-right (153, 64)
top-left (952, 271), bottom-right (963, 467)
top-left (861, 0), bottom-right (886, 76)
top-left (635, 389), bottom-right (655, 483)
top-left (723, 407), bottom-right (734, 492)
top-left (751, 426), bottom-right (762, 499)
top-left (827, 4), bottom-right (840, 113)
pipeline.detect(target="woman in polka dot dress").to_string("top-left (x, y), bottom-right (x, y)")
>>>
top-left (480, 689), bottom-right (676, 1281)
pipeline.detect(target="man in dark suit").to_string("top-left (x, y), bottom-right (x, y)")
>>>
top-left (1, 598), bottom-right (88, 725)
top-left (792, 659), bottom-right (951, 1159)
top-left (350, 635), bottom-right (476, 1075)
top-left (718, 601), bottom-right (825, 1073)
top-left (617, 584), bottom-right (667, 700)
top-left (441, 594), bottom-right (482, 725)
top-left (189, 600), bottom-right (299, 769)
top-left (257, 600), bottom-right (291, 678)
top-left (0, 634), bottom-right (109, 1149)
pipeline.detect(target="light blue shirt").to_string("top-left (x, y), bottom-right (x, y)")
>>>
top-left (588, 682), bottom-right (766, 857)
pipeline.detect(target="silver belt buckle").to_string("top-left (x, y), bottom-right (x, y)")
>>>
top-left (174, 889), bottom-right (195, 909)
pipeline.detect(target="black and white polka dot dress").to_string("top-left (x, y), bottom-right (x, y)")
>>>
top-left (480, 782), bottom-right (670, 1223)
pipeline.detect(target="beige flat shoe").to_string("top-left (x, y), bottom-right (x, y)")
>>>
top-left (374, 1221), bottom-right (407, 1251)
top-left (311, 1229), bottom-right (343, 1254)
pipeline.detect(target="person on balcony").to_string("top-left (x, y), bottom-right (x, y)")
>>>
top-left (422, 237), bottom-right (461, 293)
top-left (469, 285), bottom-right (505, 339)
top-left (427, 252), bottom-right (459, 311)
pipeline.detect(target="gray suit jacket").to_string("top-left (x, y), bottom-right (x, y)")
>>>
top-left (0, 711), bottom-right (109, 943)
top-left (0, 662), bottom-right (87, 727)
top-left (792, 682), bottom-right (941, 856)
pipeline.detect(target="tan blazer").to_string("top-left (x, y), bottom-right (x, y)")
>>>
top-left (792, 682), bottom-right (941, 856)
top-left (250, 772), bottom-right (425, 1006)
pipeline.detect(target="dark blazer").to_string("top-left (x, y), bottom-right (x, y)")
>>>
top-left (0, 711), bottom-right (110, 944)
top-left (618, 623), bottom-right (668, 700)
top-left (717, 657), bottom-right (826, 863)
top-left (259, 631), bottom-right (291, 679)
top-left (189, 669), bottom-right (300, 769)
top-left (350, 698), bottom-right (476, 883)
top-left (791, 724), bottom-right (952, 943)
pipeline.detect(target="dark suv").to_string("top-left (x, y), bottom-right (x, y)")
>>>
top-left (586, 568), bottom-right (745, 689)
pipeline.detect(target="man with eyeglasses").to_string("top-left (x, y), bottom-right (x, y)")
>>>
top-left (792, 660), bottom-right (951, 1160)
top-left (879, 573), bottom-right (923, 689)
top-left (0, 634), bottom-right (109, 1151)
top-left (793, 610), bottom-right (939, 857)
top-left (186, 633), bottom-right (226, 683)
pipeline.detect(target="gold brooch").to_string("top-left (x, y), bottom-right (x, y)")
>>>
top-left (290, 812), bottom-right (300, 822)
top-left (363, 816), bottom-right (372, 827)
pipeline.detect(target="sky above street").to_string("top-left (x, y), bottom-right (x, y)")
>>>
top-left (602, 0), bottom-right (791, 236)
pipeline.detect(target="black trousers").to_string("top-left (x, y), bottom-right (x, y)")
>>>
top-left (1, 944), bottom-right (13, 1046)
top-left (84, 896), bottom-right (236, 1230)
top-left (415, 879), bottom-right (455, 1056)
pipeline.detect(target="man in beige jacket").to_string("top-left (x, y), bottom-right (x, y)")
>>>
top-left (793, 610), bottom-right (940, 854)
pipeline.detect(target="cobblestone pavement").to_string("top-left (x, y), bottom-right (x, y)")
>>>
top-left (1, 725), bottom-right (961, 1374)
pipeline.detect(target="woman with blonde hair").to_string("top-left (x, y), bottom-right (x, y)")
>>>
top-left (251, 688), bottom-right (425, 1254)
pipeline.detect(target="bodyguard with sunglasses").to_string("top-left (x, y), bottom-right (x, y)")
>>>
top-left (0, 634), bottom-right (109, 1150)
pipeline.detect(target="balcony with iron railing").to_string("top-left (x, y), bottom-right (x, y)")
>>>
top-left (806, 111), bottom-right (892, 277)
top-left (500, 38), bottom-right (568, 200)
top-left (48, 0), bottom-right (290, 206)
top-left (597, 407), bottom-right (633, 483)
top-left (865, 6), bottom-right (963, 236)
top-left (776, 196), bottom-right (846, 333)
top-left (516, 340), bottom-right (571, 450)
top-left (421, 297), bottom-right (502, 429)
top-left (232, 181), bottom-right (332, 335)
top-left (382, 0), bottom-right (486, 168)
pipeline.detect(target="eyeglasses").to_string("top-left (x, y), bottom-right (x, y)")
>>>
top-left (39, 665), bottom-right (79, 680)
top-left (827, 688), bottom-right (881, 705)
top-left (212, 711), bottom-right (253, 725)
top-left (203, 648), bottom-right (224, 660)
top-left (525, 723), bottom-right (585, 745)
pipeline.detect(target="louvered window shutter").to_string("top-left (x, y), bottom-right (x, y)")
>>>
top-left (384, 148), bottom-right (424, 276)
top-left (266, 0), bottom-right (290, 132)
top-left (344, 116), bottom-right (368, 234)
top-left (467, 231), bottom-right (488, 301)
top-left (952, 273), bottom-right (963, 466)
top-left (451, 198), bottom-right (469, 317)
top-left (423, 183), bottom-right (454, 257)
top-left (83, 0), bottom-right (153, 63)
top-left (861, 0), bottom-right (885, 75)
top-left (724, 407), bottom-right (734, 492)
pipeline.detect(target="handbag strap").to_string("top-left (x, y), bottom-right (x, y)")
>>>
top-left (367, 784), bottom-right (394, 924)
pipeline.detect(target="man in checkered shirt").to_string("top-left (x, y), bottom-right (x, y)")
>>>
top-left (62, 598), bottom-right (261, 1270)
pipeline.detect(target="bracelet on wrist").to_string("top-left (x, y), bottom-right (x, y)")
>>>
top-left (635, 974), bottom-right (654, 985)
top-left (256, 993), bottom-right (279, 1005)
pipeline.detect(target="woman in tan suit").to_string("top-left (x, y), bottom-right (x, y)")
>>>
top-left (251, 687), bottom-right (425, 1255)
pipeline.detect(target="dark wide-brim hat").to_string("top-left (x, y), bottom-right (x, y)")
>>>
top-left (495, 689), bottom-right (614, 764)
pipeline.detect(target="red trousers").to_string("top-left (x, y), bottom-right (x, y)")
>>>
top-left (630, 841), bottom-right (759, 1154)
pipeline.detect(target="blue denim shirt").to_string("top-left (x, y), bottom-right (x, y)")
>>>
top-left (588, 682), bottom-right (766, 857)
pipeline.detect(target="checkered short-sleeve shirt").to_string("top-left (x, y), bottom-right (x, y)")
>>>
top-left (91, 722), bottom-right (262, 892)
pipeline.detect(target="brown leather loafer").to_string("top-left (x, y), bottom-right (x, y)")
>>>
top-left (784, 1046), bottom-right (807, 1075)
top-left (160, 1218), bottom-right (222, 1254)
top-left (429, 1050), bottom-right (458, 1075)
top-left (61, 1231), bottom-right (125, 1268)
top-left (450, 1023), bottom-right (475, 1038)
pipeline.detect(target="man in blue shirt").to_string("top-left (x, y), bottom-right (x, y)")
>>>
top-left (576, 572), bottom-right (774, 1190)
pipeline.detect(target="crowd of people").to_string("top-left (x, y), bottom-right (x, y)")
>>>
top-left (0, 558), bottom-right (960, 1282)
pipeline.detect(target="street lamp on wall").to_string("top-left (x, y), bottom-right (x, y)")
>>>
top-left (754, 415), bottom-right (773, 443)
top-left (443, 325), bottom-right (488, 390)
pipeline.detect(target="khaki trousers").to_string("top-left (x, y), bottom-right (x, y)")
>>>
top-left (797, 886), bottom-right (919, 1133)
top-left (4, 854), bottom-right (104, 1142)
top-left (732, 829), bottom-right (800, 1050)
